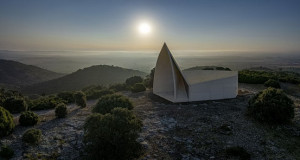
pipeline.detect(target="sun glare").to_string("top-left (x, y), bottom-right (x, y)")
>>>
top-left (138, 22), bottom-right (151, 35)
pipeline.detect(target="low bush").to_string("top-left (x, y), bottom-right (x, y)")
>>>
top-left (131, 83), bottom-right (146, 93)
top-left (84, 108), bottom-right (143, 159)
top-left (0, 107), bottom-right (15, 138)
top-left (3, 97), bottom-right (27, 113)
top-left (264, 79), bottom-right (281, 88)
top-left (19, 111), bottom-right (39, 126)
top-left (125, 76), bottom-right (143, 86)
top-left (0, 145), bottom-right (14, 159)
top-left (248, 88), bottom-right (294, 124)
top-left (92, 94), bottom-right (133, 114)
top-left (109, 83), bottom-right (129, 92)
top-left (29, 96), bottom-right (65, 110)
top-left (225, 146), bottom-right (251, 160)
top-left (86, 89), bottom-right (114, 100)
top-left (74, 91), bottom-right (87, 108)
top-left (55, 103), bottom-right (67, 118)
top-left (22, 128), bottom-right (42, 145)
top-left (57, 91), bottom-right (74, 104)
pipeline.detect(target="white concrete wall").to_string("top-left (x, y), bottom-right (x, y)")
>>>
top-left (188, 75), bottom-right (238, 101)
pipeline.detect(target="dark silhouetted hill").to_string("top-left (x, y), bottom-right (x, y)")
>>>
top-left (0, 59), bottom-right (64, 87)
top-left (22, 65), bottom-right (146, 94)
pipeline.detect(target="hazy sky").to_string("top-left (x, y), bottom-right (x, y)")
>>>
top-left (1, 0), bottom-right (300, 52)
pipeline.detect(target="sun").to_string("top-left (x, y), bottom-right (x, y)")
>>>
top-left (138, 22), bottom-right (151, 35)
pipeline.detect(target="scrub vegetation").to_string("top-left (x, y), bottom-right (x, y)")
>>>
top-left (239, 70), bottom-right (300, 84)
top-left (247, 88), bottom-right (294, 124)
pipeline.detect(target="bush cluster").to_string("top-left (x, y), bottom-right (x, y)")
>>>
top-left (248, 88), bottom-right (294, 124)
top-left (85, 89), bottom-right (114, 100)
top-left (0, 106), bottom-right (15, 137)
top-left (55, 103), bottom-right (67, 118)
top-left (92, 94), bottom-right (133, 114)
top-left (57, 91), bottom-right (74, 104)
top-left (109, 83), bottom-right (129, 92)
top-left (22, 128), bottom-right (42, 145)
top-left (84, 108), bottom-right (142, 159)
top-left (29, 96), bottom-right (65, 110)
top-left (131, 83), bottom-right (146, 93)
top-left (264, 79), bottom-right (281, 88)
top-left (239, 70), bottom-right (300, 84)
top-left (0, 145), bottom-right (14, 159)
top-left (74, 91), bottom-right (87, 108)
top-left (19, 111), bottom-right (39, 126)
top-left (2, 97), bottom-right (27, 113)
top-left (0, 89), bottom-right (27, 114)
top-left (125, 76), bottom-right (143, 86)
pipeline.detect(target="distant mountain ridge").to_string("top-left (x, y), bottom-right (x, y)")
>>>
top-left (0, 59), bottom-right (64, 87)
top-left (22, 65), bottom-right (147, 94)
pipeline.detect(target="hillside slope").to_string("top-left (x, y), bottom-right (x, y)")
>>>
top-left (22, 65), bottom-right (146, 94)
top-left (0, 59), bottom-right (64, 87)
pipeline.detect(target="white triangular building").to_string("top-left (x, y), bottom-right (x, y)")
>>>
top-left (153, 43), bottom-right (238, 102)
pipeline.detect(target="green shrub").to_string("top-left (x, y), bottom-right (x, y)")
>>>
top-left (55, 103), bottom-right (67, 118)
top-left (19, 111), bottom-right (39, 126)
top-left (0, 145), bottom-right (14, 159)
top-left (248, 88), bottom-right (294, 124)
top-left (84, 108), bottom-right (142, 159)
top-left (57, 91), bottom-right (74, 104)
top-left (3, 97), bottom-right (27, 113)
top-left (109, 83), bottom-right (129, 92)
top-left (225, 146), bottom-right (251, 160)
top-left (0, 107), bottom-right (15, 137)
top-left (92, 94), bottom-right (133, 114)
top-left (74, 91), bottom-right (87, 108)
top-left (264, 79), bottom-right (281, 88)
top-left (22, 128), bottom-right (42, 145)
top-left (131, 83), bottom-right (146, 93)
top-left (125, 76), bottom-right (143, 86)
top-left (30, 96), bottom-right (65, 110)
top-left (86, 89), bottom-right (114, 100)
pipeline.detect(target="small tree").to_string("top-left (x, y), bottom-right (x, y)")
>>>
top-left (3, 97), bottom-right (27, 113)
top-left (0, 106), bottom-right (15, 138)
top-left (84, 108), bottom-right (143, 159)
top-left (92, 94), bottom-right (133, 114)
top-left (55, 103), bottom-right (67, 118)
top-left (22, 129), bottom-right (42, 145)
top-left (264, 79), bottom-right (280, 88)
top-left (125, 76), bottom-right (143, 86)
top-left (19, 111), bottom-right (39, 126)
top-left (74, 91), bottom-right (87, 108)
top-left (131, 83), bottom-right (146, 93)
top-left (248, 88), bottom-right (294, 124)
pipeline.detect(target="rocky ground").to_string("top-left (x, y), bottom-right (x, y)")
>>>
top-left (1, 83), bottom-right (300, 160)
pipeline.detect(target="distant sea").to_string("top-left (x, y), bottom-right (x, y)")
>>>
top-left (1, 50), bottom-right (300, 74)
